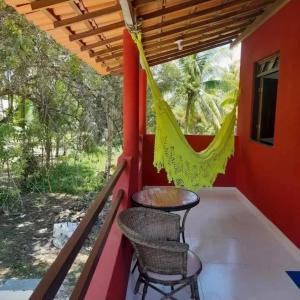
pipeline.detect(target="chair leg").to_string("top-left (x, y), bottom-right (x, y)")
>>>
top-left (131, 260), bottom-right (138, 274)
top-left (142, 282), bottom-right (148, 300)
top-left (193, 277), bottom-right (200, 300)
top-left (190, 280), bottom-right (195, 299)
top-left (134, 274), bottom-right (142, 294)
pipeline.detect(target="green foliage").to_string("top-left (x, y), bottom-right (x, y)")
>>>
top-left (25, 150), bottom-right (107, 195)
top-left (0, 2), bottom-right (122, 212)
top-left (0, 187), bottom-right (22, 213)
top-left (150, 46), bottom-right (240, 135)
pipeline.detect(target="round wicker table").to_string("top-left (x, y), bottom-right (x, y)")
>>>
top-left (131, 186), bottom-right (200, 243)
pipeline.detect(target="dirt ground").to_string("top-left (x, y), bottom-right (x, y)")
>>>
top-left (0, 192), bottom-right (107, 298)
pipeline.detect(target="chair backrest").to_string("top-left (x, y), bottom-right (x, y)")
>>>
top-left (118, 207), bottom-right (187, 276)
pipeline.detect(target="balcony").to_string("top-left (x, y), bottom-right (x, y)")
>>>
top-left (4, 1), bottom-right (300, 299)
top-left (27, 134), bottom-right (300, 300)
top-left (126, 188), bottom-right (300, 300)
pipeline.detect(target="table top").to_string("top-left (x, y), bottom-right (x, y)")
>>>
top-left (131, 186), bottom-right (200, 211)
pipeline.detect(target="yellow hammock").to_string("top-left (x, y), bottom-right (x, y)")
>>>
top-left (131, 32), bottom-right (237, 191)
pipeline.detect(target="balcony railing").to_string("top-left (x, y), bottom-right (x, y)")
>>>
top-left (29, 159), bottom-right (127, 300)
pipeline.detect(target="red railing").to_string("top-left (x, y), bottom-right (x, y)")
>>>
top-left (30, 159), bottom-right (127, 300)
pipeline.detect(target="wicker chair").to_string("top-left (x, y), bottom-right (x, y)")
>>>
top-left (118, 207), bottom-right (202, 300)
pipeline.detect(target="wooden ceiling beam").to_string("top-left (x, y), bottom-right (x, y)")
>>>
top-left (143, 10), bottom-right (261, 43)
top-left (231, 0), bottom-right (290, 47)
top-left (147, 33), bottom-right (240, 62)
top-left (66, 1), bottom-right (120, 67)
top-left (31, 0), bottom-right (70, 10)
top-left (142, 0), bottom-right (253, 33)
top-left (94, 19), bottom-right (249, 62)
top-left (148, 41), bottom-right (230, 66)
top-left (77, 1), bottom-right (269, 52)
top-left (54, 4), bottom-right (121, 28)
top-left (90, 44), bottom-right (123, 57)
top-left (119, 0), bottom-right (135, 26)
top-left (73, 2), bottom-right (246, 43)
top-left (143, 17), bottom-right (254, 51)
top-left (149, 35), bottom-right (238, 61)
top-left (108, 64), bottom-right (123, 73)
top-left (69, 21), bottom-right (124, 41)
top-left (80, 36), bottom-right (122, 51)
top-left (110, 70), bottom-right (123, 75)
top-left (98, 30), bottom-right (239, 63)
top-left (149, 40), bottom-right (233, 66)
top-left (95, 51), bottom-right (124, 62)
top-left (139, 0), bottom-right (212, 21)
top-left (94, 27), bottom-right (239, 62)
top-left (91, 25), bottom-right (238, 57)
top-left (149, 41), bottom-right (232, 66)
top-left (133, 0), bottom-right (155, 7)
top-left (145, 27), bottom-right (246, 55)
top-left (96, 54), bottom-right (122, 63)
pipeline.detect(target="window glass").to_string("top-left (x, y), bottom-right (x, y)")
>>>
top-left (251, 54), bottom-right (279, 145)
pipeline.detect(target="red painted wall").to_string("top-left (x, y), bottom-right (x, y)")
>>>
top-left (142, 134), bottom-right (237, 187)
top-left (237, 0), bottom-right (300, 248)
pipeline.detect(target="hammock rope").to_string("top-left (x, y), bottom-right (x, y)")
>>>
top-left (131, 32), bottom-right (237, 191)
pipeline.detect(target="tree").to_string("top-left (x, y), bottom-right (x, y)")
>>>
top-left (0, 1), bottom-right (123, 210)
top-left (151, 46), bottom-right (239, 135)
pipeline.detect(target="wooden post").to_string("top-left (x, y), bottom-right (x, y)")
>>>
top-left (123, 28), bottom-right (139, 156)
top-left (122, 28), bottom-right (139, 192)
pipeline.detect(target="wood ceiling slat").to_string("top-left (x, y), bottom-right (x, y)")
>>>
top-left (149, 41), bottom-right (231, 66)
top-left (69, 21), bottom-right (124, 41)
top-left (231, 0), bottom-right (291, 47)
top-left (147, 28), bottom-right (244, 61)
top-left (54, 4), bottom-right (121, 28)
top-left (142, 0), bottom-right (271, 33)
top-left (97, 29), bottom-right (240, 63)
top-left (9, 0), bottom-right (278, 74)
top-left (139, 0), bottom-right (212, 21)
top-left (143, 10), bottom-right (261, 43)
top-left (90, 44), bottom-right (123, 57)
top-left (143, 15), bottom-right (257, 50)
top-left (145, 26), bottom-right (247, 55)
top-left (96, 54), bottom-right (118, 63)
top-left (98, 50), bottom-right (123, 61)
top-left (65, 1), bottom-right (122, 70)
top-left (133, 0), bottom-right (155, 7)
top-left (80, 35), bottom-right (122, 51)
top-left (110, 70), bottom-right (122, 75)
top-left (149, 40), bottom-right (235, 66)
top-left (77, 2), bottom-right (261, 61)
top-left (108, 64), bottom-right (123, 72)
top-left (78, 1), bottom-right (270, 52)
top-left (31, 0), bottom-right (70, 10)
top-left (68, 0), bottom-right (214, 42)
top-left (147, 32), bottom-right (241, 62)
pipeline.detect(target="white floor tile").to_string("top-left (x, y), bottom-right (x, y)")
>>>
top-left (126, 188), bottom-right (300, 300)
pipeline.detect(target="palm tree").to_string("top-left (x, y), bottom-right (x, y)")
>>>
top-left (152, 46), bottom-right (239, 135)
top-left (178, 53), bottom-right (224, 134)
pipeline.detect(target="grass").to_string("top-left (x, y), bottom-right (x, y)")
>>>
top-left (25, 149), bottom-right (116, 195)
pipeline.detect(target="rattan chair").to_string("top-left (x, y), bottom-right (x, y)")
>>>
top-left (118, 207), bottom-right (202, 300)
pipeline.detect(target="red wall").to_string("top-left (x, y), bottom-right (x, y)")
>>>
top-left (237, 0), bottom-right (300, 248)
top-left (142, 134), bottom-right (237, 187)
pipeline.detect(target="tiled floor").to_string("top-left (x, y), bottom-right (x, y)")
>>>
top-left (126, 188), bottom-right (300, 300)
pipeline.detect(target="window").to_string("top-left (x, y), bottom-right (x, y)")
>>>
top-left (251, 54), bottom-right (279, 146)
